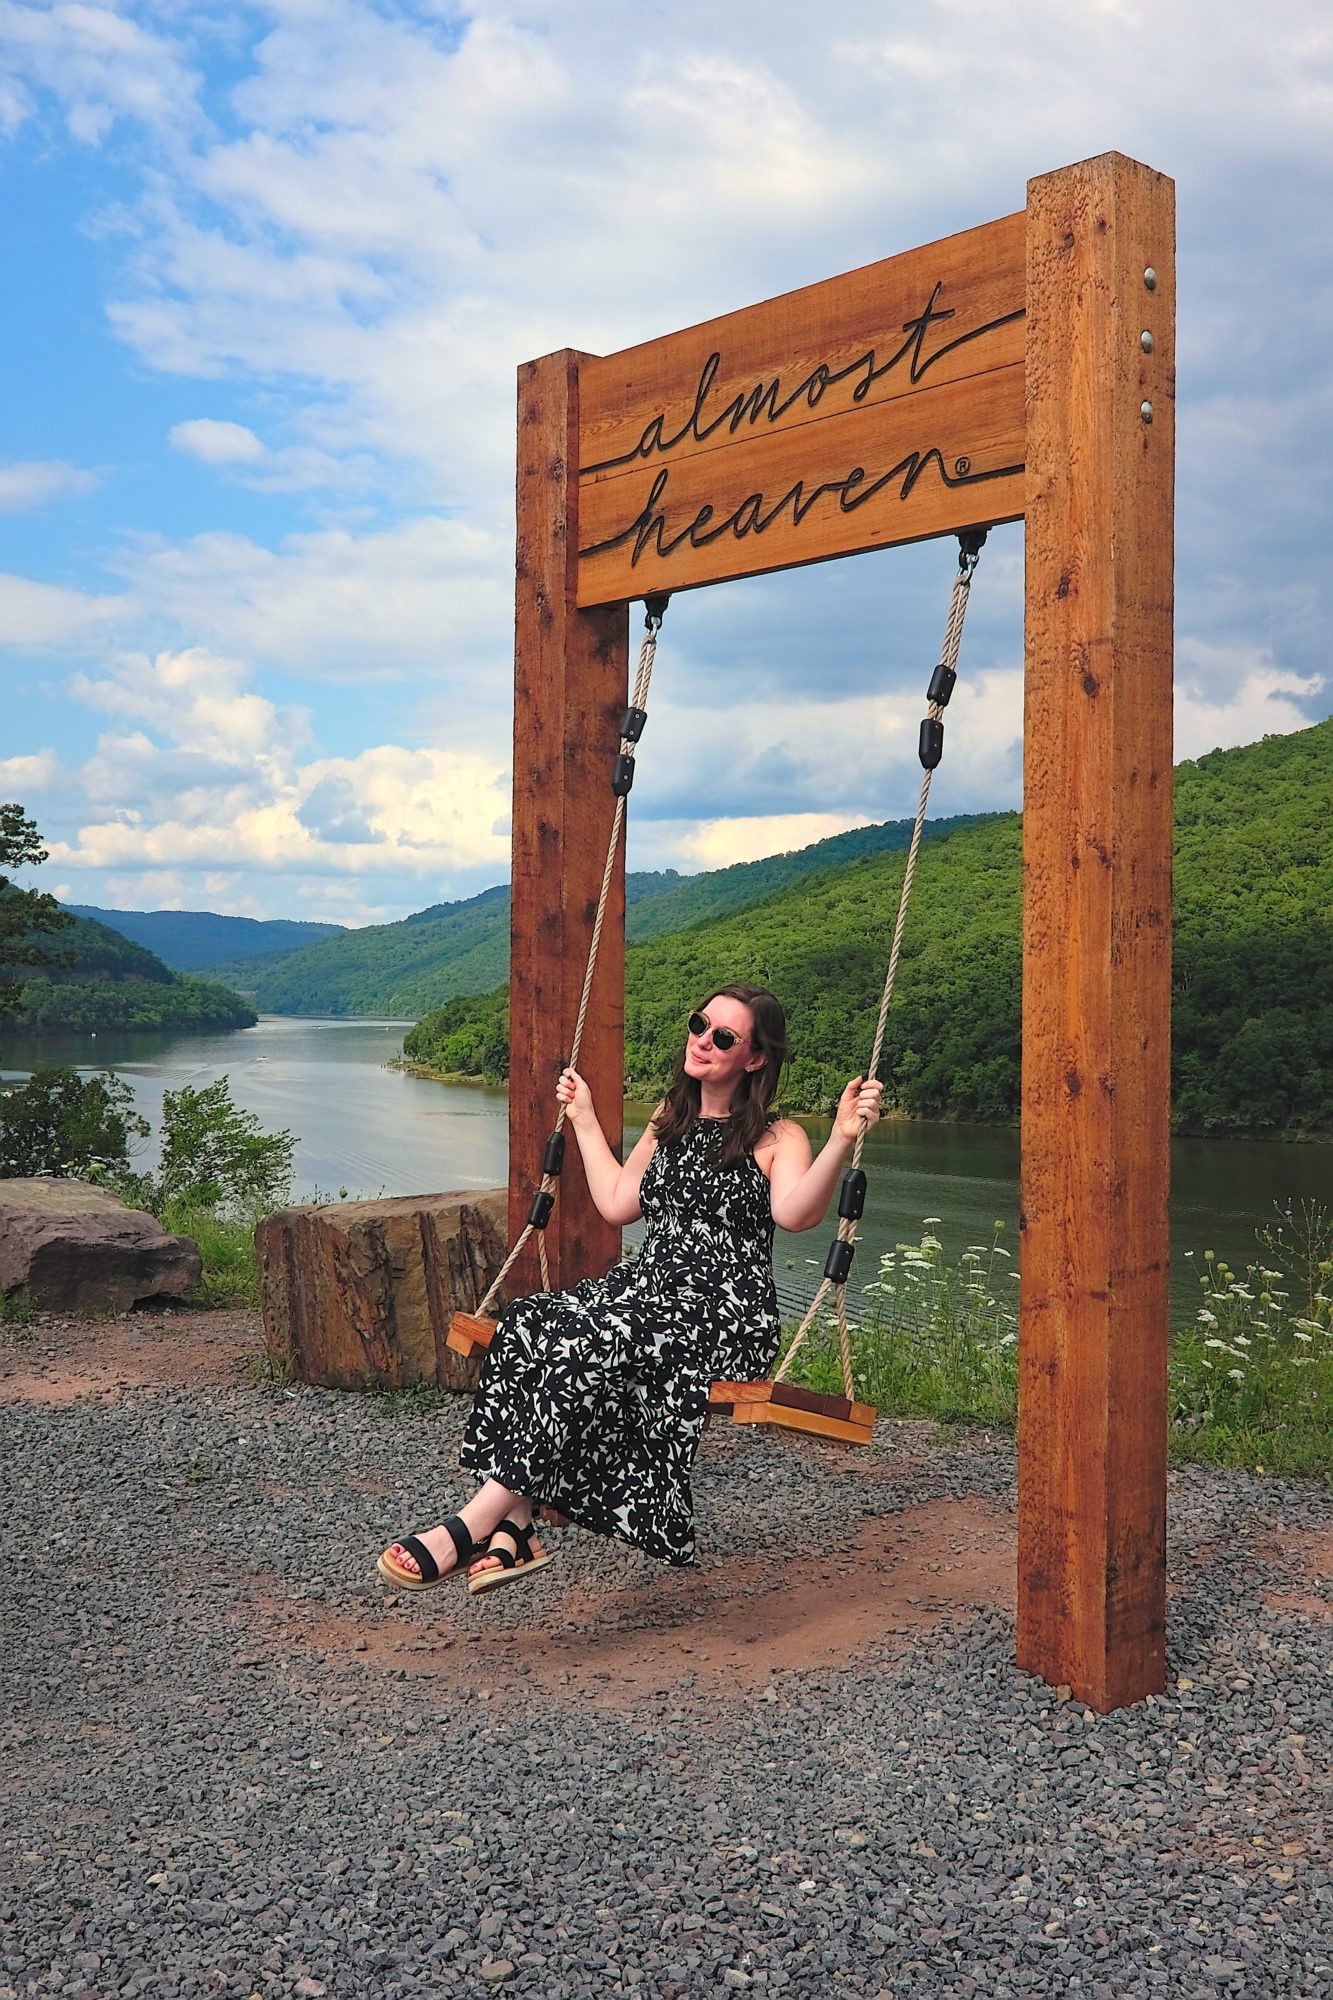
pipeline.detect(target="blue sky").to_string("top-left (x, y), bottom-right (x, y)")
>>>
top-left (2, 1), bottom-right (1329, 925)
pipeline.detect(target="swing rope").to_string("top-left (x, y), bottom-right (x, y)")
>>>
top-left (773, 529), bottom-right (987, 1401)
top-left (475, 596), bottom-right (669, 1318)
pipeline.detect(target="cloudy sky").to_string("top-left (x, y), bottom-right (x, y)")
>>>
top-left (2, 0), bottom-right (1329, 925)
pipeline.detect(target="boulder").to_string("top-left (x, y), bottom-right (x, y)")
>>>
top-left (255, 1187), bottom-right (510, 1393)
top-left (0, 1178), bottom-right (203, 1314)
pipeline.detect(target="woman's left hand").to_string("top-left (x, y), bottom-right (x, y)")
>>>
top-left (835, 1075), bottom-right (884, 1142)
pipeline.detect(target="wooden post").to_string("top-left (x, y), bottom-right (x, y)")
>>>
top-left (511, 350), bottom-right (628, 1294)
top-left (1018, 154), bottom-right (1175, 1711)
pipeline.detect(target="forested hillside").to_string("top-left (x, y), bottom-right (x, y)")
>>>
top-left (219, 812), bottom-right (994, 1016)
top-left (68, 905), bottom-right (344, 973)
top-left (0, 904), bottom-right (256, 1037)
top-left (403, 721), bottom-right (1333, 1136)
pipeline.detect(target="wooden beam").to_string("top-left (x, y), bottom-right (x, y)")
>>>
top-left (1018, 154), bottom-right (1175, 1712)
top-left (577, 212), bottom-right (1025, 604)
top-left (511, 349), bottom-right (628, 1294)
top-left (578, 363), bottom-right (1023, 603)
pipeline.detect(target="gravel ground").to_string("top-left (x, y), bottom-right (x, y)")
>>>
top-left (1, 1309), bottom-right (1330, 2000)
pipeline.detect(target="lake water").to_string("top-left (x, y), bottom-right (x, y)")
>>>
top-left (4, 1014), bottom-right (1330, 1332)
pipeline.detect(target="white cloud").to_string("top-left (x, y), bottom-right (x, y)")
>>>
top-left (0, 515), bottom-right (511, 691)
top-left (682, 812), bottom-right (872, 871)
top-left (0, 460), bottom-right (99, 511)
top-left (1174, 644), bottom-right (1325, 763)
top-left (0, 748), bottom-right (60, 793)
top-left (169, 418), bottom-right (264, 465)
top-left (0, 571), bottom-right (122, 647)
top-left (117, 515), bottom-right (511, 681)
top-left (37, 647), bottom-right (511, 913)
top-left (0, 0), bottom-right (202, 146)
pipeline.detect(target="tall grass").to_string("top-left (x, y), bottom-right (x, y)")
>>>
top-left (158, 1199), bottom-right (266, 1308)
top-left (783, 1202), bottom-right (1333, 1480)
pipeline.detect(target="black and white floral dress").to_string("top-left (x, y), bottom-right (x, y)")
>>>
top-left (459, 1116), bottom-right (781, 1566)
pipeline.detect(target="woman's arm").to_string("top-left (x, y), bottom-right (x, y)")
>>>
top-left (761, 1077), bottom-right (884, 1233)
top-left (554, 1067), bottom-right (659, 1226)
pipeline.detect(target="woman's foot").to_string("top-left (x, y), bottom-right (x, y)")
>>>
top-left (387, 1524), bottom-right (464, 1580)
top-left (377, 1514), bottom-right (487, 1589)
top-left (467, 1514), bottom-right (552, 1593)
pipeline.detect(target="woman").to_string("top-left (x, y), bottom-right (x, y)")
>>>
top-left (377, 984), bottom-right (882, 1592)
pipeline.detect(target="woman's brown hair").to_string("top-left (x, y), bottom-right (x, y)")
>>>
top-left (652, 983), bottom-right (789, 1168)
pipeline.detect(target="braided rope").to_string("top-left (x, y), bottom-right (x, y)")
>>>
top-left (475, 610), bottom-right (662, 1318)
top-left (774, 549), bottom-right (981, 1397)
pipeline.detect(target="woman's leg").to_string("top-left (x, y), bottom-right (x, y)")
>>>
top-left (385, 1478), bottom-right (538, 1579)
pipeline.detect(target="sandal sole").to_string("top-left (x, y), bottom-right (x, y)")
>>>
top-left (466, 1550), bottom-right (554, 1595)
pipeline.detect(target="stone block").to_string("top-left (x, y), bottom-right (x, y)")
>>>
top-left (0, 1178), bottom-right (202, 1314)
top-left (255, 1187), bottom-right (509, 1393)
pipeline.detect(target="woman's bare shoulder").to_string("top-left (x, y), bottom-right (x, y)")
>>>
top-left (753, 1115), bottom-right (809, 1155)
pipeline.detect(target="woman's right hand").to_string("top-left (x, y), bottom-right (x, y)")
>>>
top-left (556, 1066), bottom-right (594, 1125)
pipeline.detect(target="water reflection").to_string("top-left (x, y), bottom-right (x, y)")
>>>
top-left (2, 1014), bottom-right (1328, 1331)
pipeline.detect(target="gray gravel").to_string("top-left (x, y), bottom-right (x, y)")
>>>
top-left (1, 1315), bottom-right (1330, 2000)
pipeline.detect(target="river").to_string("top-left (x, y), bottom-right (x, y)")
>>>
top-left (3, 1015), bottom-right (1330, 1332)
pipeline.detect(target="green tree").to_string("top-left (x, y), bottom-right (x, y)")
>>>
top-left (0, 803), bottom-right (72, 1015)
top-left (156, 1078), bottom-right (295, 1212)
top-left (0, 1067), bottom-right (149, 1179)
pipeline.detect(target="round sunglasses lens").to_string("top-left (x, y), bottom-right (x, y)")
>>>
top-left (712, 1026), bottom-right (738, 1049)
top-left (687, 1013), bottom-right (707, 1037)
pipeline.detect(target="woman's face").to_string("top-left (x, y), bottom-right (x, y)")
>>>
top-left (683, 994), bottom-right (765, 1089)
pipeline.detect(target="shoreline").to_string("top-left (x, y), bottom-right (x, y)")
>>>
top-left (387, 1059), bottom-right (1333, 1143)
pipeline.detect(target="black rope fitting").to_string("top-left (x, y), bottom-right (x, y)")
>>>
top-left (541, 1130), bottom-right (566, 1178)
top-left (643, 592), bottom-right (670, 633)
top-left (620, 705), bottom-right (648, 743)
top-left (837, 1168), bottom-right (867, 1222)
top-left (823, 1238), bottom-right (856, 1285)
top-left (527, 1189), bottom-right (556, 1230)
top-left (919, 717), bottom-right (945, 770)
top-left (926, 662), bottom-right (957, 708)
top-left (611, 752), bottom-right (636, 797)
top-left (958, 526), bottom-right (988, 571)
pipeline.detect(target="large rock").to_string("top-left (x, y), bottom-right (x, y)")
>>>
top-left (255, 1187), bottom-right (509, 1393)
top-left (0, 1179), bottom-right (203, 1313)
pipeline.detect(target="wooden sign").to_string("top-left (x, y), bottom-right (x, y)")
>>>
top-left (513, 152), bottom-right (1175, 1713)
top-left (577, 211), bottom-right (1026, 605)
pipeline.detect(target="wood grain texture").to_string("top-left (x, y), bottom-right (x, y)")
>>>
top-left (256, 1190), bottom-right (507, 1393)
top-left (728, 1402), bottom-right (875, 1447)
top-left (709, 1379), bottom-right (875, 1426)
top-left (578, 363), bottom-right (1023, 603)
top-left (445, 1311), bottom-right (498, 1357)
top-left (580, 212), bottom-right (1023, 476)
top-left (511, 350), bottom-right (628, 1295)
top-left (1017, 153), bottom-right (1175, 1713)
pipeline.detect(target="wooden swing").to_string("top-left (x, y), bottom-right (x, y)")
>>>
top-left (710, 527), bottom-right (987, 1446)
top-left (446, 593), bottom-right (669, 1362)
top-left (449, 530), bottom-right (987, 1446)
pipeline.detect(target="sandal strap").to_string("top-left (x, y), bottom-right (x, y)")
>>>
top-left (442, 1515), bottom-right (478, 1566)
top-left (492, 1517), bottom-right (535, 1564)
top-left (396, 1534), bottom-right (440, 1584)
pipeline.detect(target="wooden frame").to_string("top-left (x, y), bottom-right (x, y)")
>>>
top-left (508, 152), bottom-right (1174, 1711)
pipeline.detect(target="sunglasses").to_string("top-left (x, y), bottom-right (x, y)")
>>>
top-left (687, 1011), bottom-right (746, 1052)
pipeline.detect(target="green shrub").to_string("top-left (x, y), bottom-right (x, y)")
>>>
top-left (0, 1067), bottom-right (148, 1179)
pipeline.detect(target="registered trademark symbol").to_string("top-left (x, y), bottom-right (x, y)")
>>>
top-left (954, 455), bottom-right (972, 477)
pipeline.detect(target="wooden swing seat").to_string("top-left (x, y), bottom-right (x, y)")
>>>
top-left (709, 1379), bottom-right (876, 1447)
top-left (446, 1311), bottom-right (498, 1358)
top-left (448, 1314), bottom-right (876, 1444)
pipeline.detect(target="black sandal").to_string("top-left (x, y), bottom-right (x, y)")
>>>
top-left (466, 1517), bottom-right (553, 1595)
top-left (376, 1515), bottom-right (486, 1590)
